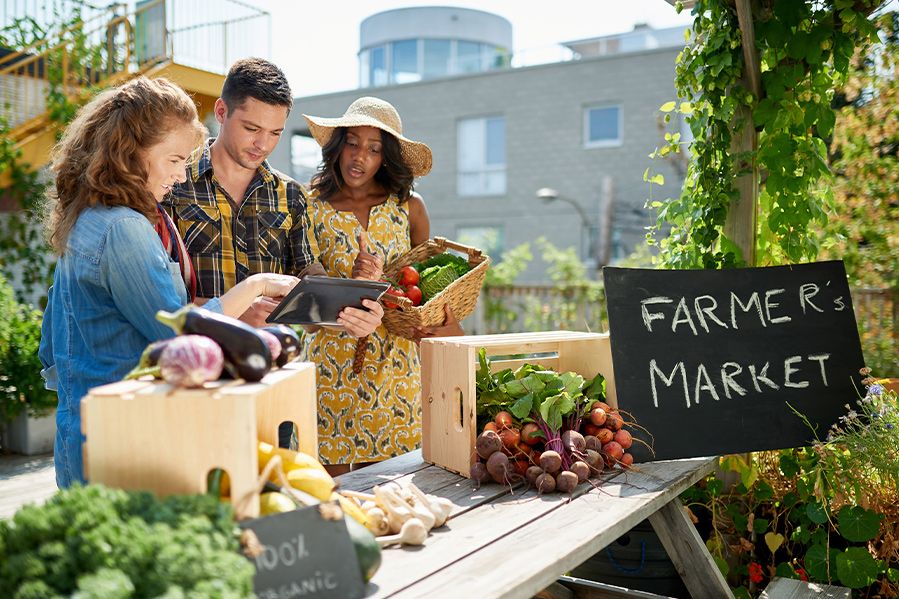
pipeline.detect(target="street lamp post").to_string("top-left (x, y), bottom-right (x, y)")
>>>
top-left (536, 187), bottom-right (599, 271)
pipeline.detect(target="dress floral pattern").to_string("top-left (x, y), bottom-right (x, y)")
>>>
top-left (301, 190), bottom-right (420, 464)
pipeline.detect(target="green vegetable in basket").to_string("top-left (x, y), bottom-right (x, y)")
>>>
top-left (419, 264), bottom-right (459, 301)
top-left (413, 252), bottom-right (471, 278)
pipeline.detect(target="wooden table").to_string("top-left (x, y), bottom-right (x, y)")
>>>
top-left (337, 450), bottom-right (734, 599)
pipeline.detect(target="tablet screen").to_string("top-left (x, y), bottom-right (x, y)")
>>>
top-left (265, 276), bottom-right (391, 326)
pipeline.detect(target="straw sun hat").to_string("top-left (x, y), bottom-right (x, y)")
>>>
top-left (303, 97), bottom-right (433, 177)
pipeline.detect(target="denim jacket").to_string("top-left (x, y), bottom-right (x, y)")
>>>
top-left (39, 205), bottom-right (222, 487)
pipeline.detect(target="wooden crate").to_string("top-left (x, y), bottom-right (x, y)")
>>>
top-left (81, 362), bottom-right (317, 519)
top-left (420, 331), bottom-right (617, 477)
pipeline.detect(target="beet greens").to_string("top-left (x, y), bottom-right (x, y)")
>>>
top-left (475, 348), bottom-right (608, 471)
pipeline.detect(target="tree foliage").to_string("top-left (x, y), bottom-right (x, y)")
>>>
top-left (647, 0), bottom-right (886, 269)
top-left (819, 12), bottom-right (898, 290)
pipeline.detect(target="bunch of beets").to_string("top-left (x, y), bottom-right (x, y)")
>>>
top-left (469, 402), bottom-right (635, 495)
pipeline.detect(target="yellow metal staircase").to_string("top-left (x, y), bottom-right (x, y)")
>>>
top-left (0, 0), bottom-right (242, 188)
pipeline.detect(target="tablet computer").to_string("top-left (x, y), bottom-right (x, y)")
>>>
top-left (265, 276), bottom-right (391, 326)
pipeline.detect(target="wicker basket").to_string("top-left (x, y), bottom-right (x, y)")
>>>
top-left (381, 237), bottom-right (490, 339)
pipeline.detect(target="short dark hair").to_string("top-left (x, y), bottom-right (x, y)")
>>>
top-left (221, 58), bottom-right (293, 112)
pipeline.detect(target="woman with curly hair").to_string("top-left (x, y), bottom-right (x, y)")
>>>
top-left (39, 77), bottom-right (298, 487)
top-left (301, 97), bottom-right (462, 474)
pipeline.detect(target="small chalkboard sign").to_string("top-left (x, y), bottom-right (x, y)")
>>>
top-left (239, 502), bottom-right (365, 599)
top-left (603, 261), bottom-right (865, 461)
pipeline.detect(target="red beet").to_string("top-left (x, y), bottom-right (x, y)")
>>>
top-left (613, 429), bottom-right (633, 449)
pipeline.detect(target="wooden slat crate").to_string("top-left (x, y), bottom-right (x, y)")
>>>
top-left (81, 362), bottom-right (317, 519)
top-left (420, 331), bottom-right (617, 477)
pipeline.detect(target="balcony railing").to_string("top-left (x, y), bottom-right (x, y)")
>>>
top-left (0, 0), bottom-right (269, 133)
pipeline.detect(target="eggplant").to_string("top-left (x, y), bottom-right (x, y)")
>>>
top-left (124, 338), bottom-right (173, 380)
top-left (156, 305), bottom-right (272, 382)
top-left (261, 325), bottom-right (301, 366)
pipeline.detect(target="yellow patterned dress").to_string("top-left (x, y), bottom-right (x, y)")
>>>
top-left (301, 190), bottom-right (421, 464)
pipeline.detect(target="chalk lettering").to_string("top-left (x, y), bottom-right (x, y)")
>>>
top-left (833, 296), bottom-right (846, 311)
top-left (799, 283), bottom-right (824, 314)
top-left (807, 353), bottom-right (831, 386)
top-left (672, 296), bottom-right (699, 335)
top-left (257, 544), bottom-right (278, 572)
top-left (254, 534), bottom-right (309, 573)
top-left (641, 297), bottom-right (673, 332)
top-left (649, 359), bottom-right (689, 408)
top-left (783, 355), bottom-right (809, 388)
top-left (748, 362), bottom-right (780, 393)
top-left (730, 291), bottom-right (765, 329)
top-left (694, 295), bottom-right (729, 333)
top-left (720, 362), bottom-right (747, 399)
top-left (694, 364), bottom-right (720, 404)
top-left (764, 289), bottom-right (791, 324)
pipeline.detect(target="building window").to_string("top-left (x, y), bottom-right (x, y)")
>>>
top-left (456, 226), bottom-right (504, 259)
top-left (290, 133), bottom-right (321, 185)
top-left (584, 105), bottom-right (622, 148)
top-left (457, 116), bottom-right (506, 197)
top-left (363, 45), bottom-right (387, 87)
top-left (391, 39), bottom-right (420, 84)
top-left (423, 39), bottom-right (452, 80)
top-left (456, 41), bottom-right (482, 74)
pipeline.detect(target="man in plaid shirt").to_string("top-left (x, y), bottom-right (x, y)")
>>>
top-left (165, 58), bottom-right (335, 327)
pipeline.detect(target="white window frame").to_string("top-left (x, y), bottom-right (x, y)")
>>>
top-left (584, 104), bottom-right (623, 148)
top-left (457, 115), bottom-right (506, 197)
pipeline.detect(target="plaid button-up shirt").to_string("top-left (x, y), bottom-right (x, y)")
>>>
top-left (163, 139), bottom-right (317, 298)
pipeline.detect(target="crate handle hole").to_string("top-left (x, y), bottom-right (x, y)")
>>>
top-left (454, 388), bottom-right (464, 433)
top-left (206, 467), bottom-right (231, 497)
top-left (278, 421), bottom-right (298, 449)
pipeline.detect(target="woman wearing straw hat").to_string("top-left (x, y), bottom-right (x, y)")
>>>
top-left (301, 96), bottom-right (461, 474)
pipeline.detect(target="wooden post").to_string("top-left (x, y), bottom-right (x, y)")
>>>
top-left (724, 0), bottom-right (762, 267)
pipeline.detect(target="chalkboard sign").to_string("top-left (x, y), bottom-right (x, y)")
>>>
top-left (603, 261), bottom-right (865, 461)
top-left (240, 502), bottom-right (365, 599)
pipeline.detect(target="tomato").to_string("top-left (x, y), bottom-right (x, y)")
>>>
top-left (398, 265), bottom-right (420, 287)
top-left (383, 286), bottom-right (406, 309)
top-left (405, 285), bottom-right (423, 306)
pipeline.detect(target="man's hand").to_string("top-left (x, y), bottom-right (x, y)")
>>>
top-left (352, 231), bottom-right (383, 281)
top-left (238, 296), bottom-right (282, 328)
top-left (337, 298), bottom-right (384, 338)
top-left (299, 262), bottom-right (327, 278)
top-left (412, 304), bottom-right (465, 340)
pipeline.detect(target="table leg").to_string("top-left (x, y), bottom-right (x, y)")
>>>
top-left (648, 497), bottom-right (734, 599)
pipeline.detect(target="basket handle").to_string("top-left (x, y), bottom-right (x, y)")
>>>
top-left (434, 236), bottom-right (484, 259)
top-left (381, 292), bottom-right (414, 309)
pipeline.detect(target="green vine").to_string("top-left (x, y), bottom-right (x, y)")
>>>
top-left (646, 0), bottom-right (884, 269)
top-left (0, 6), bottom-right (106, 305)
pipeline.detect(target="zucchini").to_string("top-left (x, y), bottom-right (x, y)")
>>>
top-left (156, 305), bottom-right (272, 382)
top-left (343, 509), bottom-right (383, 583)
top-left (261, 325), bottom-right (301, 367)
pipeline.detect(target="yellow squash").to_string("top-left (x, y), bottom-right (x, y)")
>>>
top-left (257, 441), bottom-right (329, 476)
top-left (285, 467), bottom-right (336, 501)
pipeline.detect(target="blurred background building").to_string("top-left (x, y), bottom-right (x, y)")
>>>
top-left (274, 6), bottom-right (688, 282)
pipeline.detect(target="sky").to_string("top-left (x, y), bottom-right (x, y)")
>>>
top-left (247, 0), bottom-right (695, 98)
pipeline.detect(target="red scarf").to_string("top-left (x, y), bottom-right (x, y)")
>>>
top-left (154, 204), bottom-right (197, 302)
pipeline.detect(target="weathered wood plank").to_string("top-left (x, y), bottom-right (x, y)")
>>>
top-left (359, 466), bottom-right (629, 598)
top-left (336, 449), bottom-right (430, 492)
top-left (385, 457), bottom-right (717, 599)
top-left (648, 498), bottom-right (733, 599)
top-left (760, 577), bottom-right (850, 599)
